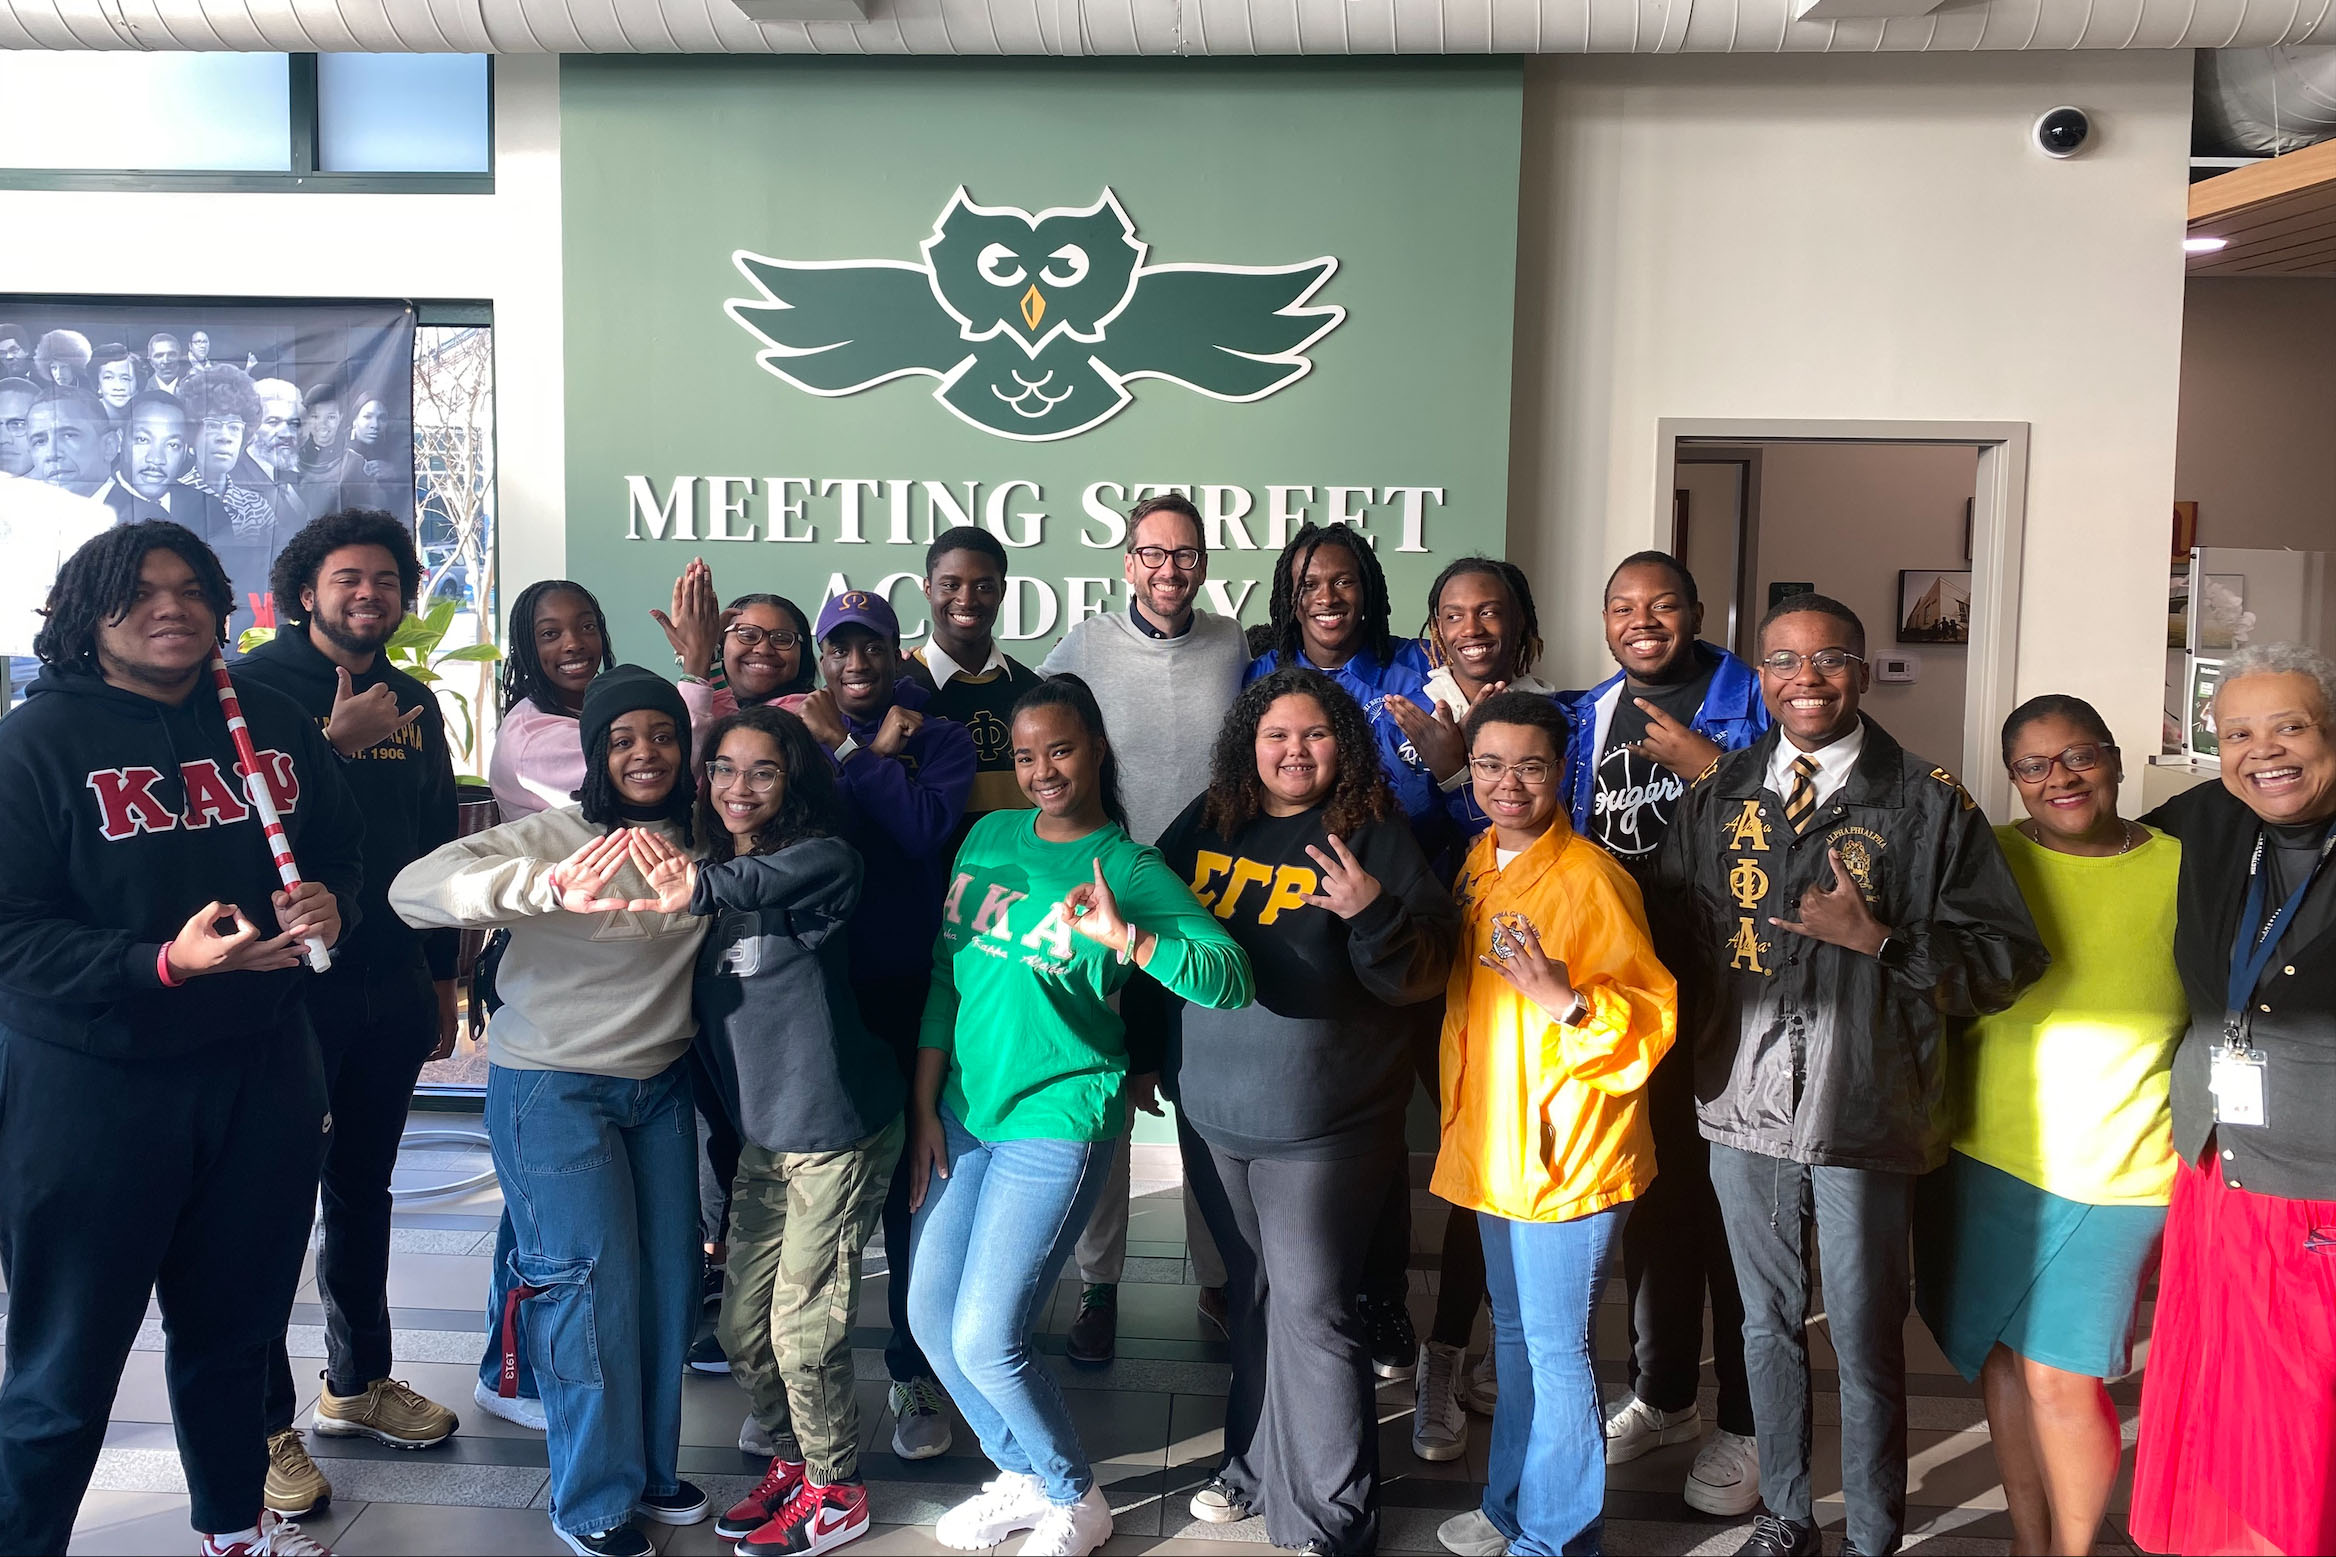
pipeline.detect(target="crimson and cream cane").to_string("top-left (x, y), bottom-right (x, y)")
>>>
top-left (209, 651), bottom-right (332, 972)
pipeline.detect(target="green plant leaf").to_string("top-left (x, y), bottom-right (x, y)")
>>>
top-left (437, 643), bottom-right (503, 663)
top-left (237, 626), bottom-right (277, 652)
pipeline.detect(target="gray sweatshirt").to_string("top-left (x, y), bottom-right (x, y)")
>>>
top-left (390, 805), bottom-right (707, 1079)
top-left (1042, 607), bottom-right (1251, 845)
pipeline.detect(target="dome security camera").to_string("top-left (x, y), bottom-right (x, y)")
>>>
top-left (2033, 106), bottom-right (2093, 159)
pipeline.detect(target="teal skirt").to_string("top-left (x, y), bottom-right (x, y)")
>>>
top-left (1913, 1150), bottom-right (2165, 1382)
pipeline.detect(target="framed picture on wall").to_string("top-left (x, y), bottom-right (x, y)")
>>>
top-left (2188, 656), bottom-right (2224, 757)
top-left (1898, 569), bottom-right (1971, 644)
top-left (2172, 500), bottom-right (2199, 562)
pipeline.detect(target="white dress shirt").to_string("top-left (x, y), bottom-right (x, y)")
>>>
top-left (915, 638), bottom-right (1007, 689)
top-left (1766, 721), bottom-right (1866, 813)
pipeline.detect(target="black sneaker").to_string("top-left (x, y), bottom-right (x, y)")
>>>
top-left (704, 1262), bottom-right (726, 1311)
top-left (557, 1524), bottom-right (655, 1557)
top-left (1733, 1515), bottom-right (1819, 1556)
top-left (1358, 1294), bottom-right (1418, 1380)
top-left (686, 1331), bottom-right (731, 1376)
top-left (635, 1480), bottom-right (709, 1525)
top-left (1066, 1283), bottom-right (1118, 1367)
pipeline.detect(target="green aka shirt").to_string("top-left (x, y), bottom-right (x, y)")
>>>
top-left (919, 808), bottom-right (1253, 1142)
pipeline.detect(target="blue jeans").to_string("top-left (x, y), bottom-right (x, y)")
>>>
top-left (486, 1061), bottom-right (699, 1538)
top-left (1479, 1204), bottom-right (1630, 1557)
top-left (906, 1109), bottom-right (1113, 1505)
top-left (477, 1210), bottom-right (540, 1402)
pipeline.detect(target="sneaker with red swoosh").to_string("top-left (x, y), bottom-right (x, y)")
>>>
top-left (718, 1456), bottom-right (807, 1541)
top-left (739, 1479), bottom-right (870, 1557)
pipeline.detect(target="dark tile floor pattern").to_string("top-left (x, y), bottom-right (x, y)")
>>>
top-left (0, 1126), bottom-right (2154, 1555)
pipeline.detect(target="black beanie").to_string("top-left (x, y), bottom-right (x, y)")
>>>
top-left (578, 664), bottom-right (693, 775)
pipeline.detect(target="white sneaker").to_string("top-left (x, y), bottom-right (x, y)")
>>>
top-left (1412, 1341), bottom-right (1468, 1462)
top-left (1188, 1476), bottom-right (1251, 1524)
top-left (471, 1378), bottom-right (547, 1432)
top-left (1683, 1428), bottom-right (1762, 1516)
top-left (1462, 1349), bottom-right (1498, 1415)
top-left (1016, 1486), bottom-right (1113, 1557)
top-left (1436, 1507), bottom-right (1509, 1557)
top-left (1602, 1391), bottom-right (1700, 1465)
top-left (740, 1413), bottom-right (780, 1457)
top-left (935, 1473), bottom-right (1052, 1551)
top-left (890, 1377), bottom-right (954, 1462)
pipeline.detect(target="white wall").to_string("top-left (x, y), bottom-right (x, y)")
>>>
top-left (0, 55), bottom-right (567, 603)
top-left (2176, 276), bottom-right (2336, 552)
top-left (1510, 51), bottom-right (2194, 777)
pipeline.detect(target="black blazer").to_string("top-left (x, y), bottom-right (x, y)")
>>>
top-left (2143, 781), bottom-right (2336, 1201)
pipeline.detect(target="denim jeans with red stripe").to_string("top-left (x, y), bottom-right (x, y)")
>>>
top-left (486, 1059), bottom-right (698, 1539)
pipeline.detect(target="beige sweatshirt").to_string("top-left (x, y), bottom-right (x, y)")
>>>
top-left (390, 805), bottom-right (706, 1080)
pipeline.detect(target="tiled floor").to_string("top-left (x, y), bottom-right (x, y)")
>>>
top-left (5, 1118), bottom-right (2152, 1555)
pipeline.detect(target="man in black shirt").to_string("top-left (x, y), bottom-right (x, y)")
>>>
top-left (1555, 552), bottom-right (1770, 1517)
top-left (234, 511), bottom-right (463, 1516)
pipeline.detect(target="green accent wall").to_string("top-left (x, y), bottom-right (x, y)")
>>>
top-left (560, 56), bottom-right (1523, 660)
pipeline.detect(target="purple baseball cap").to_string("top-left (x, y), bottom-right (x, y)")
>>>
top-left (815, 588), bottom-right (900, 643)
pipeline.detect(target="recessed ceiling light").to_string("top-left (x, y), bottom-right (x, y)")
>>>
top-left (2184, 236), bottom-right (2229, 254)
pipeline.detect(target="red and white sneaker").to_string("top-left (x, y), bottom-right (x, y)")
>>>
top-left (717, 1457), bottom-right (808, 1541)
top-left (738, 1479), bottom-right (870, 1557)
top-left (200, 1510), bottom-right (333, 1555)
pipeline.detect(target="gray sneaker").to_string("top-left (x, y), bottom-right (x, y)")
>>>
top-left (1437, 1508), bottom-right (1510, 1557)
top-left (890, 1376), bottom-right (954, 1462)
top-left (1411, 1342), bottom-right (1468, 1462)
top-left (739, 1413), bottom-right (780, 1457)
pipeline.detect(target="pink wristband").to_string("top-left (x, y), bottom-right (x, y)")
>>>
top-left (156, 944), bottom-right (184, 988)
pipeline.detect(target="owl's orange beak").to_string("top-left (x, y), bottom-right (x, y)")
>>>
top-left (1019, 284), bottom-right (1046, 332)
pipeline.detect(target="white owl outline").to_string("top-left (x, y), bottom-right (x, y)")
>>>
top-left (724, 184), bottom-right (1347, 444)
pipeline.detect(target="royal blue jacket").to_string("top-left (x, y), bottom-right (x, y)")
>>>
top-left (1246, 639), bottom-right (1442, 830)
top-left (1556, 642), bottom-right (1770, 835)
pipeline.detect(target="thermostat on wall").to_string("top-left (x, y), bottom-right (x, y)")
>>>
top-left (1875, 652), bottom-right (1920, 684)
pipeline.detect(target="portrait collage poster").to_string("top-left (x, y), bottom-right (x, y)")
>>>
top-left (0, 299), bottom-right (416, 659)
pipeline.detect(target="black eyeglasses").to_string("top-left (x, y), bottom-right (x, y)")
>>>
top-left (1757, 649), bottom-right (1865, 677)
top-left (726, 624), bottom-right (801, 650)
top-left (1129, 545), bottom-right (1203, 571)
top-left (2008, 743), bottom-right (2116, 785)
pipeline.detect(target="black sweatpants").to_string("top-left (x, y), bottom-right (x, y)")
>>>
top-left (1183, 1115), bottom-right (1396, 1555)
top-left (264, 967), bottom-right (439, 1428)
top-left (0, 1018), bottom-right (327, 1550)
top-left (1618, 1046), bottom-right (1753, 1434)
top-left (1362, 1011), bottom-right (1488, 1349)
top-left (852, 973), bottom-right (934, 1385)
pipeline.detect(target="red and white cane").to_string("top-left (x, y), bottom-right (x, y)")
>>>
top-left (210, 651), bottom-right (332, 972)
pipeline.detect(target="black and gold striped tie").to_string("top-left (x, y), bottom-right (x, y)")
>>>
top-left (1784, 754), bottom-right (1821, 835)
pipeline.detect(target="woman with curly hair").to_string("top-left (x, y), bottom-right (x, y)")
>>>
top-left (1157, 667), bottom-right (1460, 1554)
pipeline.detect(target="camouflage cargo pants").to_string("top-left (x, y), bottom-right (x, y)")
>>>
top-left (718, 1115), bottom-right (905, 1482)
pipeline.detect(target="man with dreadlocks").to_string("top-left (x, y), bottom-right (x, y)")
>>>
top-left (1246, 523), bottom-right (1441, 834)
top-left (0, 521), bottom-right (362, 1557)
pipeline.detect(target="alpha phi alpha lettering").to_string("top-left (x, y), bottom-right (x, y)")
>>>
top-left (1721, 798), bottom-right (1772, 853)
top-left (1727, 916), bottom-right (1773, 975)
top-left (85, 752), bottom-right (301, 842)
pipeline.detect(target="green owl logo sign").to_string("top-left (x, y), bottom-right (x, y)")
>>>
top-left (726, 188), bottom-right (1345, 442)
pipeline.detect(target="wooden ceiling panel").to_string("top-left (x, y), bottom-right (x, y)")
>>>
top-left (2189, 142), bottom-right (2336, 276)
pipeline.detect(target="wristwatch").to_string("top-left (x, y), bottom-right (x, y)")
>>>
top-left (1560, 991), bottom-right (1592, 1027)
top-left (832, 733), bottom-right (861, 764)
top-left (1875, 934), bottom-right (1909, 971)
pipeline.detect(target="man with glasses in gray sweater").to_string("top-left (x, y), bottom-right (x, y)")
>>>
top-left (1040, 493), bottom-right (1249, 1364)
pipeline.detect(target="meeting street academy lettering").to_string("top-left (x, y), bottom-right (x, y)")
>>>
top-left (619, 475), bottom-right (1453, 639)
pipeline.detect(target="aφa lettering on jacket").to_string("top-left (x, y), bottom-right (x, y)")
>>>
top-left (85, 751), bottom-right (299, 841)
top-left (939, 872), bottom-right (1079, 969)
top-left (1186, 852), bottom-right (1318, 926)
top-left (309, 712), bottom-right (426, 761)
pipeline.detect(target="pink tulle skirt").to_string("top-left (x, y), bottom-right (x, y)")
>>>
top-left (2130, 1153), bottom-right (2336, 1556)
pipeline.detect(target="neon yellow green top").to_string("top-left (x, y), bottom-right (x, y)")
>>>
top-left (1948, 824), bottom-right (2186, 1205)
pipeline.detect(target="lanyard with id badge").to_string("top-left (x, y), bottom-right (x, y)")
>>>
top-left (2217, 825), bottom-right (2336, 1128)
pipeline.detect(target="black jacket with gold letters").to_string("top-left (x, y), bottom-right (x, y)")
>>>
top-left (1649, 716), bottom-right (2047, 1173)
